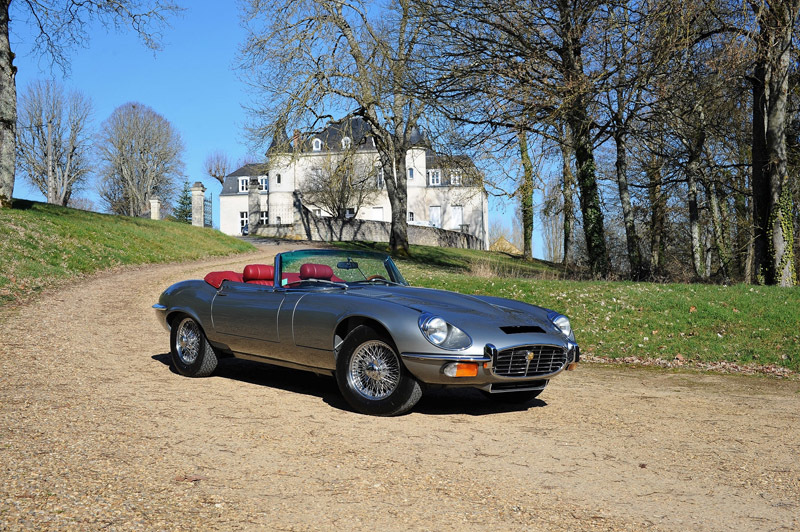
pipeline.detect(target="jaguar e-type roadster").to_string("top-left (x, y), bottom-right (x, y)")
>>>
top-left (153, 248), bottom-right (579, 416)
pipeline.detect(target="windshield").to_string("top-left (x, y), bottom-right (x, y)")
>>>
top-left (277, 249), bottom-right (408, 287)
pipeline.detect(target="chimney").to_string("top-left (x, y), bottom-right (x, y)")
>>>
top-left (293, 129), bottom-right (301, 149)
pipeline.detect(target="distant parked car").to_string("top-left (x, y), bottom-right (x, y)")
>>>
top-left (241, 223), bottom-right (249, 236)
top-left (153, 249), bottom-right (580, 416)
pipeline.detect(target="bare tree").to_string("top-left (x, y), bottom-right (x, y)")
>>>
top-left (204, 150), bottom-right (231, 184)
top-left (748, 0), bottom-right (799, 286)
top-left (0, 0), bottom-right (181, 208)
top-left (414, 0), bottom-right (611, 276)
top-left (541, 174), bottom-right (565, 263)
top-left (96, 102), bottom-right (184, 217)
top-left (16, 80), bottom-right (92, 206)
top-left (303, 149), bottom-right (380, 220)
top-left (240, 0), bottom-right (427, 255)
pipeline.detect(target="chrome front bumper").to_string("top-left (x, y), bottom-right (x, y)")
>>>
top-left (401, 341), bottom-right (579, 388)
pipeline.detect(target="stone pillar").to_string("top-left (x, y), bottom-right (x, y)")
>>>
top-left (149, 198), bottom-right (161, 220)
top-left (248, 176), bottom-right (261, 228)
top-left (191, 182), bottom-right (205, 227)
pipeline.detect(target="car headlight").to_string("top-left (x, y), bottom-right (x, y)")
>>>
top-left (547, 310), bottom-right (573, 340)
top-left (419, 313), bottom-right (472, 350)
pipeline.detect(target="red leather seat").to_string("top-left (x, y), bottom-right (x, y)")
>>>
top-left (204, 271), bottom-right (244, 288)
top-left (300, 263), bottom-right (334, 281)
top-left (243, 264), bottom-right (274, 286)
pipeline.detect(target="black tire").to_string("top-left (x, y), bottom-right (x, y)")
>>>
top-left (335, 325), bottom-right (422, 416)
top-left (170, 316), bottom-right (218, 377)
top-left (483, 383), bottom-right (546, 404)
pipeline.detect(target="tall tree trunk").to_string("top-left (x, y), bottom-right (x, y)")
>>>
top-left (569, 112), bottom-right (609, 278)
top-left (751, 0), bottom-right (798, 286)
top-left (733, 165), bottom-right (751, 281)
top-left (614, 131), bottom-right (646, 279)
top-left (517, 130), bottom-right (534, 260)
top-left (0, 0), bottom-right (15, 208)
top-left (764, 5), bottom-right (797, 287)
top-left (751, 59), bottom-right (769, 282)
top-left (647, 158), bottom-right (665, 277)
top-left (686, 143), bottom-right (705, 280)
top-left (705, 176), bottom-right (731, 279)
top-left (382, 149), bottom-right (409, 256)
top-left (46, 120), bottom-right (56, 204)
top-left (558, 0), bottom-right (608, 277)
top-left (560, 124), bottom-right (575, 266)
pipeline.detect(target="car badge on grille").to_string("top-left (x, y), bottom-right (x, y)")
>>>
top-left (525, 351), bottom-right (535, 361)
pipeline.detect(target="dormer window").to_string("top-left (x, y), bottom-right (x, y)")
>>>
top-left (342, 137), bottom-right (352, 150)
top-left (312, 138), bottom-right (322, 151)
top-left (238, 177), bottom-right (248, 193)
top-left (427, 169), bottom-right (441, 186)
top-left (450, 171), bottom-right (462, 186)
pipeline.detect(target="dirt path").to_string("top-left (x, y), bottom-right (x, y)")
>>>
top-left (1, 244), bottom-right (799, 531)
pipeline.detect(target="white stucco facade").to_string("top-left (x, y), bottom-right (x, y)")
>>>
top-left (219, 121), bottom-right (489, 248)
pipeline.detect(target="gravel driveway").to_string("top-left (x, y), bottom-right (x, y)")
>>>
top-left (2, 243), bottom-right (799, 531)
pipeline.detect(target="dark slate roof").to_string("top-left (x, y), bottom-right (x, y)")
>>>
top-left (425, 151), bottom-right (476, 171)
top-left (268, 127), bottom-right (293, 154)
top-left (307, 116), bottom-right (375, 152)
top-left (219, 163), bottom-right (269, 196)
top-left (409, 125), bottom-right (431, 148)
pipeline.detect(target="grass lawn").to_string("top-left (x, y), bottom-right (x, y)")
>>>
top-left (337, 241), bottom-right (800, 373)
top-left (0, 200), bottom-right (253, 305)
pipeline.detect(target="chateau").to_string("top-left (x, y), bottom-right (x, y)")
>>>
top-left (219, 117), bottom-right (489, 248)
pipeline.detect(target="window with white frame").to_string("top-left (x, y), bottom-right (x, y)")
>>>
top-left (345, 208), bottom-right (356, 219)
top-left (450, 171), bottom-right (462, 186)
top-left (312, 138), bottom-right (322, 151)
top-left (427, 169), bottom-right (441, 186)
top-left (238, 177), bottom-right (248, 193)
top-left (407, 168), bottom-right (414, 180)
top-left (260, 211), bottom-right (269, 224)
top-left (259, 176), bottom-right (269, 191)
top-left (376, 167), bottom-right (385, 189)
top-left (408, 211), bottom-right (415, 222)
top-left (239, 211), bottom-right (248, 228)
top-left (342, 137), bottom-right (351, 149)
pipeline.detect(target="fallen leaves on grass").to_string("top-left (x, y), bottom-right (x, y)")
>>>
top-left (582, 354), bottom-right (798, 378)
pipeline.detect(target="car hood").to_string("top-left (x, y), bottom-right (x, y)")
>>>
top-left (348, 285), bottom-right (557, 331)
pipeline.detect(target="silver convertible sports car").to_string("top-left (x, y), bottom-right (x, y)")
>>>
top-left (154, 249), bottom-right (579, 416)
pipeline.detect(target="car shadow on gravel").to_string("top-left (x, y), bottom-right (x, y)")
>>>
top-left (152, 354), bottom-right (546, 416)
top-left (152, 353), bottom-right (346, 406)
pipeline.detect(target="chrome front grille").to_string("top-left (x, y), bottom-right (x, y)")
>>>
top-left (493, 345), bottom-right (567, 377)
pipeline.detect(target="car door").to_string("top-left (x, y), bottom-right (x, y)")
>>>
top-left (210, 282), bottom-right (283, 355)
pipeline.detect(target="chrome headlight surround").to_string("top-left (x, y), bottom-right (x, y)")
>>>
top-left (547, 310), bottom-right (574, 341)
top-left (418, 313), bottom-right (472, 351)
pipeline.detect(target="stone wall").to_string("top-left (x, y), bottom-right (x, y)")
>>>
top-left (252, 199), bottom-right (484, 250)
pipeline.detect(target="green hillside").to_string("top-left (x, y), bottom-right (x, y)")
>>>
top-left (0, 200), bottom-right (254, 305)
top-left (337, 241), bottom-right (799, 373)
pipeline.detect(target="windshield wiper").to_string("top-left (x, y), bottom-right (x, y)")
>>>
top-left (355, 278), bottom-right (404, 287)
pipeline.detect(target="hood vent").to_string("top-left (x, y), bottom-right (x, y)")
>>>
top-left (500, 325), bottom-right (546, 334)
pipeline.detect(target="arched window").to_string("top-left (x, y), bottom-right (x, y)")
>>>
top-left (312, 138), bottom-right (322, 151)
top-left (276, 173), bottom-right (282, 185)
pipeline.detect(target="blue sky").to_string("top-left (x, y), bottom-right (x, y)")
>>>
top-left (9, 2), bottom-right (539, 256)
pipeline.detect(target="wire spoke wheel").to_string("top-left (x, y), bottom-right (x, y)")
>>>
top-left (347, 340), bottom-right (401, 400)
top-left (175, 318), bottom-right (202, 365)
top-left (337, 326), bottom-right (422, 416)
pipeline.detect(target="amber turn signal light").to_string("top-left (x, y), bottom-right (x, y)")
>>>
top-left (443, 362), bottom-right (479, 377)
